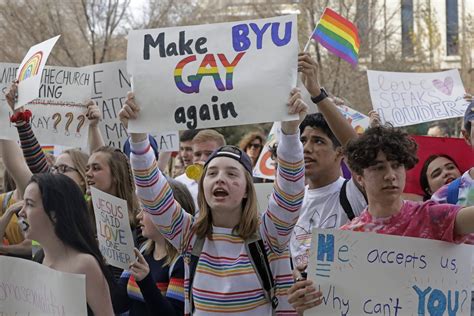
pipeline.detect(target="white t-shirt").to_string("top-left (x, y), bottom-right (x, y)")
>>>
top-left (290, 177), bottom-right (367, 267)
top-left (174, 173), bottom-right (199, 210)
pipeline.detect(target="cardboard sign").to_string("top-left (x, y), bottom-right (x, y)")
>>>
top-left (367, 69), bottom-right (470, 127)
top-left (90, 187), bottom-right (135, 270)
top-left (0, 63), bottom-right (91, 147)
top-left (84, 61), bottom-right (130, 149)
top-left (151, 131), bottom-right (180, 152)
top-left (253, 122), bottom-right (281, 180)
top-left (127, 15), bottom-right (298, 133)
top-left (307, 229), bottom-right (472, 316)
top-left (16, 35), bottom-right (60, 108)
top-left (0, 256), bottom-right (86, 315)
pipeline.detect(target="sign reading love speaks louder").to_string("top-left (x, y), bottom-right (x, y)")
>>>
top-left (127, 15), bottom-right (298, 133)
top-left (367, 69), bottom-right (470, 127)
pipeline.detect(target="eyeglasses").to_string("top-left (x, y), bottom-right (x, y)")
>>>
top-left (51, 164), bottom-right (79, 174)
top-left (248, 143), bottom-right (262, 149)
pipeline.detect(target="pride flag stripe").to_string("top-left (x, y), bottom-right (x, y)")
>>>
top-left (312, 7), bottom-right (360, 66)
top-left (323, 8), bottom-right (360, 46)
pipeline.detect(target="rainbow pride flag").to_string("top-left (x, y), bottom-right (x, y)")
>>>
top-left (312, 8), bottom-right (360, 66)
top-left (41, 145), bottom-right (54, 155)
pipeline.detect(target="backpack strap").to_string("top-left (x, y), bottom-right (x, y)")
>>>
top-left (446, 178), bottom-right (462, 205)
top-left (187, 231), bottom-right (278, 314)
top-left (245, 231), bottom-right (278, 311)
top-left (339, 179), bottom-right (355, 221)
top-left (187, 236), bottom-right (205, 314)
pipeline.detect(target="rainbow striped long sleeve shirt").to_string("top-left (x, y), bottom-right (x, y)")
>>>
top-left (131, 132), bottom-right (304, 315)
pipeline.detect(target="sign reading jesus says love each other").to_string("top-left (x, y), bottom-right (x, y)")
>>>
top-left (90, 187), bottom-right (135, 270)
top-left (127, 15), bottom-right (298, 133)
top-left (367, 69), bottom-right (470, 127)
top-left (306, 229), bottom-right (472, 316)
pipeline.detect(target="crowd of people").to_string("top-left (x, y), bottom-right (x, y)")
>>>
top-left (0, 52), bottom-right (473, 316)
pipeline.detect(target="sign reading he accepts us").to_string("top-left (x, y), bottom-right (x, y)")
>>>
top-left (306, 229), bottom-right (472, 316)
top-left (127, 15), bottom-right (298, 133)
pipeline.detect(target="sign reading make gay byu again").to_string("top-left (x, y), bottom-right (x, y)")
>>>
top-left (0, 256), bottom-right (86, 315)
top-left (127, 15), bottom-right (298, 133)
top-left (90, 187), bottom-right (135, 270)
top-left (367, 69), bottom-right (470, 127)
top-left (307, 229), bottom-right (472, 316)
top-left (0, 63), bottom-right (91, 147)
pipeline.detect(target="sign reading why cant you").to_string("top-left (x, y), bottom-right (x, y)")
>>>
top-left (307, 229), bottom-right (472, 316)
top-left (90, 187), bottom-right (135, 270)
top-left (127, 15), bottom-right (298, 133)
top-left (367, 69), bottom-right (470, 127)
top-left (0, 256), bottom-right (86, 315)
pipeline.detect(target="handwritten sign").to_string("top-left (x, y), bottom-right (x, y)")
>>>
top-left (16, 35), bottom-right (60, 108)
top-left (337, 105), bottom-right (370, 134)
top-left (0, 63), bottom-right (91, 147)
top-left (127, 15), bottom-right (298, 133)
top-left (90, 187), bottom-right (135, 270)
top-left (307, 229), bottom-right (472, 315)
top-left (0, 256), bottom-right (86, 315)
top-left (367, 69), bottom-right (470, 127)
top-left (151, 131), bottom-right (179, 152)
top-left (253, 122), bottom-right (281, 180)
top-left (83, 61), bottom-right (130, 149)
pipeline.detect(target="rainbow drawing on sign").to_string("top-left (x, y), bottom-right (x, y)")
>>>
top-left (18, 51), bottom-right (43, 81)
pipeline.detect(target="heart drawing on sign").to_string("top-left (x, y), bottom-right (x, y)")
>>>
top-left (432, 77), bottom-right (454, 95)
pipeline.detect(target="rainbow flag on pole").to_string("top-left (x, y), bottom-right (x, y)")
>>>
top-left (312, 8), bottom-right (360, 66)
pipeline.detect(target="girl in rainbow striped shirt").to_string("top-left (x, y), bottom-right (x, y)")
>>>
top-left (120, 88), bottom-right (307, 315)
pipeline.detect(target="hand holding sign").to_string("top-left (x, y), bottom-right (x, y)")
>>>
top-left (281, 88), bottom-right (309, 135)
top-left (86, 100), bottom-right (102, 127)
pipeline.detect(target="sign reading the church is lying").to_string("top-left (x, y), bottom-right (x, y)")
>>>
top-left (306, 229), bottom-right (472, 316)
top-left (127, 15), bottom-right (298, 133)
top-left (0, 256), bottom-right (86, 315)
top-left (0, 62), bottom-right (91, 147)
top-left (91, 187), bottom-right (135, 270)
top-left (367, 69), bottom-right (469, 127)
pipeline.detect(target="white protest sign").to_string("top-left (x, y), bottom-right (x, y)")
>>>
top-left (16, 35), bottom-right (60, 108)
top-left (152, 131), bottom-right (180, 152)
top-left (367, 69), bottom-right (470, 127)
top-left (127, 15), bottom-right (298, 133)
top-left (307, 229), bottom-right (473, 316)
top-left (253, 122), bottom-right (281, 180)
top-left (0, 256), bottom-right (86, 315)
top-left (0, 63), bottom-right (91, 147)
top-left (255, 182), bottom-right (273, 214)
top-left (337, 104), bottom-right (370, 134)
top-left (84, 61), bottom-right (130, 149)
top-left (90, 187), bottom-right (135, 270)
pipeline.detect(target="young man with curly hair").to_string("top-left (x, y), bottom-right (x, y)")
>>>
top-left (288, 125), bottom-right (474, 314)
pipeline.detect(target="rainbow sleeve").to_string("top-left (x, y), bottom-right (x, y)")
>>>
top-left (16, 122), bottom-right (49, 174)
top-left (130, 137), bottom-right (194, 253)
top-left (262, 132), bottom-right (305, 255)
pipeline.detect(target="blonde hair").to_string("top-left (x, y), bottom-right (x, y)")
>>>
top-left (193, 129), bottom-right (226, 146)
top-left (62, 149), bottom-right (89, 194)
top-left (93, 146), bottom-right (140, 227)
top-left (142, 179), bottom-right (196, 266)
top-left (194, 167), bottom-right (259, 240)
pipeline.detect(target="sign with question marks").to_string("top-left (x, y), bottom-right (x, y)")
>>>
top-left (306, 229), bottom-right (473, 316)
top-left (0, 63), bottom-right (91, 147)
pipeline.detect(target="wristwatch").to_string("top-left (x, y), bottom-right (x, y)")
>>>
top-left (311, 88), bottom-right (328, 104)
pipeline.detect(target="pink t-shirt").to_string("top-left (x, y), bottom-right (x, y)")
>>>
top-left (340, 200), bottom-right (465, 243)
